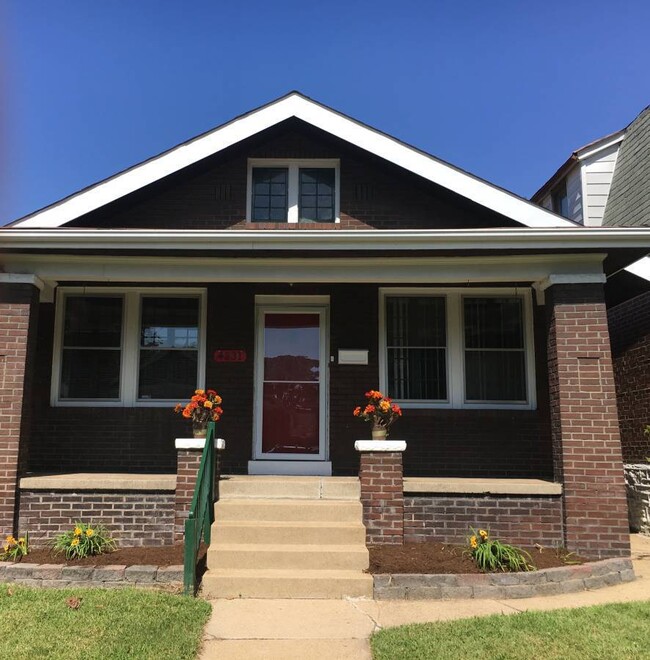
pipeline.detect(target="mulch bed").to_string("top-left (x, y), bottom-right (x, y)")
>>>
top-left (368, 542), bottom-right (587, 574)
top-left (13, 543), bottom-right (207, 567)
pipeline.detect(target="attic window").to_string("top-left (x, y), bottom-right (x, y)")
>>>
top-left (551, 181), bottom-right (569, 218)
top-left (247, 159), bottom-right (340, 223)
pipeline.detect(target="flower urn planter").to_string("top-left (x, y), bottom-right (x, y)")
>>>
top-left (371, 428), bottom-right (388, 441)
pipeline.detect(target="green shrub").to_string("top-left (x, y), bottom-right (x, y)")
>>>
top-left (52, 522), bottom-right (116, 560)
top-left (467, 527), bottom-right (535, 572)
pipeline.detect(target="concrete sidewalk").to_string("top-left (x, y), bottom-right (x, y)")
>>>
top-left (200, 534), bottom-right (650, 660)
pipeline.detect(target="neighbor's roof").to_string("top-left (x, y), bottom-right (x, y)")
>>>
top-left (8, 91), bottom-right (575, 230)
top-left (603, 106), bottom-right (650, 228)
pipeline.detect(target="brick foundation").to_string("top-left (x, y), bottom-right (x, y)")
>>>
top-left (0, 283), bottom-right (39, 537)
top-left (359, 449), bottom-right (404, 544)
top-left (17, 491), bottom-right (175, 546)
top-left (174, 450), bottom-right (203, 541)
top-left (403, 495), bottom-right (563, 546)
top-left (547, 283), bottom-right (630, 558)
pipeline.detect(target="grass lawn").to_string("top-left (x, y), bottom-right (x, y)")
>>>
top-left (371, 602), bottom-right (650, 660)
top-left (0, 584), bottom-right (211, 660)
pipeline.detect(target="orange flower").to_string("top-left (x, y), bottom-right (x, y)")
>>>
top-left (363, 404), bottom-right (376, 415)
top-left (213, 395), bottom-right (222, 405)
top-left (174, 403), bottom-right (182, 413)
top-left (194, 389), bottom-right (205, 395)
top-left (391, 404), bottom-right (402, 416)
top-left (182, 407), bottom-right (192, 418)
top-left (207, 389), bottom-right (217, 396)
top-left (353, 406), bottom-right (361, 417)
top-left (379, 400), bottom-right (391, 412)
top-left (204, 400), bottom-right (213, 409)
top-left (212, 412), bottom-right (221, 421)
top-left (214, 406), bottom-right (223, 415)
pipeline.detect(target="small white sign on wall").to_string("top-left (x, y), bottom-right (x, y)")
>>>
top-left (338, 350), bottom-right (369, 365)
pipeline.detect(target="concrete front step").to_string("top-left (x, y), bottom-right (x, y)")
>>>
top-left (212, 520), bottom-right (367, 545)
top-left (201, 568), bottom-right (374, 599)
top-left (219, 475), bottom-right (360, 500)
top-left (215, 499), bottom-right (363, 523)
top-left (208, 543), bottom-right (369, 571)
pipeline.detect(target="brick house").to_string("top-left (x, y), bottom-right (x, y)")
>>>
top-left (2, 92), bottom-right (650, 562)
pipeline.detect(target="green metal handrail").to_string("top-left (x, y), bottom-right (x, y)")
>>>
top-left (183, 421), bottom-right (216, 595)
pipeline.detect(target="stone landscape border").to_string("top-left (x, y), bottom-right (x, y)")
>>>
top-left (0, 562), bottom-right (183, 589)
top-left (373, 557), bottom-right (635, 600)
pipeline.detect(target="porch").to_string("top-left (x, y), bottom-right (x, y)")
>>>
top-left (0, 239), bottom-right (640, 560)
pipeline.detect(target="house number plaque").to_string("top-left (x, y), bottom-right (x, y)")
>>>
top-left (213, 349), bottom-right (247, 363)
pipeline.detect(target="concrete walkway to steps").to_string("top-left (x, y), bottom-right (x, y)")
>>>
top-left (200, 534), bottom-right (650, 660)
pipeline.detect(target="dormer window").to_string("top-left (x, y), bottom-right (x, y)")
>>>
top-left (247, 159), bottom-right (340, 223)
top-left (551, 181), bottom-right (569, 218)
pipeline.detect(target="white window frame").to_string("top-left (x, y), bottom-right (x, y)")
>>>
top-left (379, 287), bottom-right (537, 410)
top-left (51, 287), bottom-right (207, 407)
top-left (246, 159), bottom-right (340, 223)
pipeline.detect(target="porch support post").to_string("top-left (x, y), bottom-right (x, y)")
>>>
top-left (355, 440), bottom-right (406, 545)
top-left (546, 282), bottom-right (630, 558)
top-left (0, 283), bottom-right (40, 537)
top-left (174, 437), bottom-right (225, 542)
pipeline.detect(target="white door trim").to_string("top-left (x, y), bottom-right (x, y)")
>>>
top-left (252, 301), bottom-right (329, 463)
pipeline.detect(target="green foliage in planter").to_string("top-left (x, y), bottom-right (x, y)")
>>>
top-left (1, 533), bottom-right (29, 562)
top-left (467, 527), bottom-right (535, 572)
top-left (52, 522), bottom-right (116, 560)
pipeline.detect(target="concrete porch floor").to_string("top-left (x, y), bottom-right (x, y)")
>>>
top-left (200, 534), bottom-right (650, 660)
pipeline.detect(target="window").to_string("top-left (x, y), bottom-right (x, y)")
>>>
top-left (386, 296), bottom-right (447, 401)
top-left (53, 288), bottom-right (206, 406)
top-left (248, 159), bottom-right (339, 223)
top-left (381, 289), bottom-right (535, 409)
top-left (551, 181), bottom-right (569, 218)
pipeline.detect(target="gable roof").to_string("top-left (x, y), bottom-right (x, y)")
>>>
top-left (603, 106), bottom-right (650, 228)
top-left (9, 92), bottom-right (574, 229)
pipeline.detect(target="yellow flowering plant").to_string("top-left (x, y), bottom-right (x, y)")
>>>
top-left (467, 527), bottom-right (535, 573)
top-left (52, 522), bottom-right (116, 560)
top-left (1, 533), bottom-right (29, 562)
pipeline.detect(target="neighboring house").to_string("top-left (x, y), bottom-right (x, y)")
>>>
top-left (2, 92), bottom-right (649, 572)
top-left (532, 107), bottom-right (650, 466)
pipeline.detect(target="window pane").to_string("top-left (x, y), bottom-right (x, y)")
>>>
top-left (464, 298), bottom-right (523, 349)
top-left (264, 313), bottom-right (320, 382)
top-left (252, 168), bottom-right (287, 222)
top-left (138, 350), bottom-right (198, 399)
top-left (299, 168), bottom-right (335, 222)
top-left (60, 348), bottom-right (121, 399)
top-left (141, 297), bottom-right (199, 349)
top-left (463, 296), bottom-right (527, 402)
top-left (388, 348), bottom-right (447, 400)
top-left (465, 351), bottom-right (526, 401)
top-left (386, 297), bottom-right (446, 347)
top-left (63, 296), bottom-right (122, 348)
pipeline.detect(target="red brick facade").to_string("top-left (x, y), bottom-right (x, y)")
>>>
top-left (359, 450), bottom-right (404, 544)
top-left (26, 284), bottom-right (553, 479)
top-left (0, 284), bottom-right (39, 537)
top-left (547, 283), bottom-right (630, 558)
top-left (67, 121), bottom-right (518, 231)
top-left (404, 495), bottom-right (563, 546)
top-left (174, 449), bottom-right (203, 541)
top-left (18, 491), bottom-right (175, 547)
top-left (608, 291), bottom-right (650, 463)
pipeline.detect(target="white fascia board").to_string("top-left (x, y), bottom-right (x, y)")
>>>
top-left (11, 94), bottom-right (574, 230)
top-left (0, 253), bottom-right (608, 285)
top-left (575, 130), bottom-right (626, 161)
top-left (625, 256), bottom-right (650, 282)
top-left (1, 227), bottom-right (650, 252)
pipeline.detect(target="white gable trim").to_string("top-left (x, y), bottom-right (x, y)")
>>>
top-left (11, 93), bottom-right (574, 229)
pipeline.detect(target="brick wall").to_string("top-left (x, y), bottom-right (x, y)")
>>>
top-left (0, 284), bottom-right (39, 536)
top-left (404, 495), bottom-right (563, 546)
top-left (608, 291), bottom-right (650, 462)
top-left (25, 283), bottom-right (554, 479)
top-left (360, 451), bottom-right (404, 544)
top-left (547, 283), bottom-right (630, 558)
top-left (68, 120), bottom-right (517, 231)
top-left (17, 491), bottom-right (175, 546)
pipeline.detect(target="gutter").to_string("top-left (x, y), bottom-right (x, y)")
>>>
top-left (1, 228), bottom-right (650, 252)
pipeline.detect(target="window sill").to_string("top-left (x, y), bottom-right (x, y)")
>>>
top-left (404, 477), bottom-right (562, 496)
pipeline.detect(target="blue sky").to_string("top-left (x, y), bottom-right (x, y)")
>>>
top-left (3, 1), bottom-right (649, 223)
